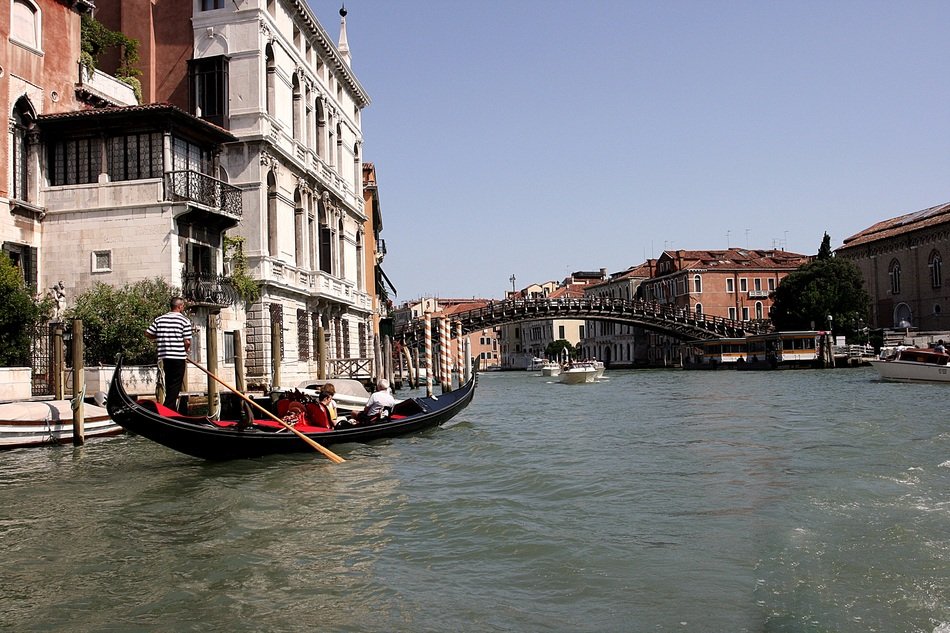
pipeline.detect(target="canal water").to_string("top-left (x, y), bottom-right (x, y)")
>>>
top-left (1, 368), bottom-right (947, 632)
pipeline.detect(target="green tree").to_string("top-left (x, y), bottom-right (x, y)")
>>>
top-left (65, 278), bottom-right (178, 365)
top-left (0, 256), bottom-right (45, 366)
top-left (817, 232), bottom-right (833, 260)
top-left (545, 339), bottom-right (576, 360)
top-left (771, 236), bottom-right (869, 340)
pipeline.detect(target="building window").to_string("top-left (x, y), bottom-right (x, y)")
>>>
top-left (889, 259), bottom-right (902, 294)
top-left (739, 278), bottom-right (748, 292)
top-left (728, 307), bottom-right (737, 320)
top-left (558, 325), bottom-right (565, 339)
top-left (693, 275), bottom-right (702, 293)
top-left (297, 309), bottom-right (309, 361)
top-left (726, 278), bottom-right (735, 293)
top-left (201, 0), bottom-right (225, 9)
top-left (754, 278), bottom-right (762, 292)
top-left (930, 251), bottom-right (942, 289)
top-left (189, 56), bottom-right (229, 128)
top-left (11, 0), bottom-right (40, 50)
top-left (742, 307), bottom-right (750, 320)
top-left (91, 250), bottom-right (112, 273)
top-left (755, 302), bottom-right (763, 319)
top-left (2, 242), bottom-right (37, 290)
top-left (695, 303), bottom-right (703, 316)
top-left (49, 137), bottom-right (102, 186)
top-left (109, 133), bottom-right (163, 181)
top-left (223, 331), bottom-right (236, 362)
top-left (768, 278), bottom-right (776, 292)
top-left (12, 97), bottom-right (38, 202)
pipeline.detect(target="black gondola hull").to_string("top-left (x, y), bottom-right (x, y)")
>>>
top-left (106, 360), bottom-right (476, 461)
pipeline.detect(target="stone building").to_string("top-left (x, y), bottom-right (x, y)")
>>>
top-left (635, 249), bottom-right (810, 366)
top-left (2, 0), bottom-right (136, 290)
top-left (94, 0), bottom-right (376, 386)
top-left (498, 272), bottom-right (604, 368)
top-left (580, 262), bottom-right (652, 367)
top-left (836, 201), bottom-right (950, 331)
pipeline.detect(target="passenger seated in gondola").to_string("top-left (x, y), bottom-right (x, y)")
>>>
top-left (354, 378), bottom-right (396, 426)
top-left (303, 390), bottom-right (334, 430)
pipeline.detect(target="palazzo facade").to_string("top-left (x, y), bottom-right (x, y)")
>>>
top-left (96, 0), bottom-right (375, 386)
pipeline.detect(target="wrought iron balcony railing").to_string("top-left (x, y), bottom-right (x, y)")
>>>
top-left (165, 171), bottom-right (242, 217)
top-left (182, 272), bottom-right (239, 308)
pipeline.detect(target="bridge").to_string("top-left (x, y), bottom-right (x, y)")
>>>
top-left (396, 297), bottom-right (773, 344)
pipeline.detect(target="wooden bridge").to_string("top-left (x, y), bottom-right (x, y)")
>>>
top-left (396, 297), bottom-right (773, 344)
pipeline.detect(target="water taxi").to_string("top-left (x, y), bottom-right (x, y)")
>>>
top-left (868, 347), bottom-right (950, 383)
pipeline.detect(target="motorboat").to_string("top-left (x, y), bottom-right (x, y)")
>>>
top-left (868, 347), bottom-right (950, 383)
top-left (0, 400), bottom-right (120, 449)
top-left (540, 360), bottom-right (561, 377)
top-left (558, 364), bottom-right (597, 384)
top-left (275, 378), bottom-right (372, 414)
top-left (526, 357), bottom-right (546, 371)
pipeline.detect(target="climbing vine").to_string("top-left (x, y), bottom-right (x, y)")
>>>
top-left (80, 14), bottom-right (142, 102)
top-left (224, 236), bottom-right (261, 306)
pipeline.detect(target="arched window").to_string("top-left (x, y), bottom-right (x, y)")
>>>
top-left (355, 231), bottom-right (364, 291)
top-left (318, 203), bottom-right (332, 274)
top-left (755, 301), bottom-right (763, 320)
top-left (293, 188), bottom-right (304, 267)
top-left (889, 259), bottom-right (902, 294)
top-left (315, 98), bottom-right (325, 159)
top-left (291, 73), bottom-right (301, 141)
top-left (336, 122), bottom-right (343, 170)
top-left (11, 0), bottom-right (41, 50)
top-left (930, 250), bottom-right (942, 288)
top-left (337, 218), bottom-right (346, 279)
top-left (693, 274), bottom-right (702, 293)
top-left (11, 97), bottom-right (36, 202)
top-left (265, 45), bottom-right (276, 117)
top-left (267, 171), bottom-right (278, 257)
top-left (695, 303), bottom-right (703, 316)
top-left (894, 303), bottom-right (913, 329)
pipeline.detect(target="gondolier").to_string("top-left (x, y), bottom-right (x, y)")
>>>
top-left (146, 297), bottom-right (192, 412)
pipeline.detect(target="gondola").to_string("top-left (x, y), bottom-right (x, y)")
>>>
top-left (106, 357), bottom-right (477, 461)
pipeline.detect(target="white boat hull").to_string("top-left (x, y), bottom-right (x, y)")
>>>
top-left (558, 367), bottom-right (597, 384)
top-left (541, 366), bottom-right (561, 377)
top-left (0, 401), bottom-right (119, 449)
top-left (868, 358), bottom-right (950, 383)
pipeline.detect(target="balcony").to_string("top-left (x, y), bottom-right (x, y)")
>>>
top-left (165, 171), bottom-right (242, 229)
top-left (182, 272), bottom-right (240, 309)
top-left (748, 289), bottom-right (770, 298)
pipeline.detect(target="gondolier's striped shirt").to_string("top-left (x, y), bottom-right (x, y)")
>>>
top-left (146, 312), bottom-right (193, 359)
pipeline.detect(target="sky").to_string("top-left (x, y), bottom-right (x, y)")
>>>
top-left (310, 0), bottom-right (950, 301)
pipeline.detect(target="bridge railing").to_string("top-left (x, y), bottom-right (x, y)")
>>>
top-left (396, 297), bottom-right (772, 341)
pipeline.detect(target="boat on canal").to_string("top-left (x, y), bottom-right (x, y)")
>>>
top-left (273, 378), bottom-right (372, 414)
top-left (106, 357), bottom-right (477, 460)
top-left (558, 364), bottom-right (597, 384)
top-left (540, 360), bottom-right (561, 377)
top-left (867, 347), bottom-right (950, 383)
top-left (0, 400), bottom-right (120, 449)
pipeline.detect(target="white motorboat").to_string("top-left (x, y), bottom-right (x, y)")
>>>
top-left (540, 360), bottom-right (561, 377)
top-left (558, 365), bottom-right (597, 384)
top-left (526, 357), bottom-right (546, 371)
top-left (0, 400), bottom-right (120, 449)
top-left (868, 347), bottom-right (950, 383)
top-left (276, 378), bottom-right (373, 414)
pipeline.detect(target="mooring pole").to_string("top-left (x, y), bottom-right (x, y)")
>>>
top-left (424, 312), bottom-right (433, 398)
top-left (71, 319), bottom-right (85, 446)
top-left (52, 323), bottom-right (65, 401)
top-left (206, 312), bottom-right (219, 419)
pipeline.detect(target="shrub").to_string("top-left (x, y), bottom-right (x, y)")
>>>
top-left (0, 256), bottom-right (45, 366)
top-left (65, 278), bottom-right (177, 365)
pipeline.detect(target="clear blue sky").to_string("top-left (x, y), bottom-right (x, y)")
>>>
top-left (311, 0), bottom-right (950, 301)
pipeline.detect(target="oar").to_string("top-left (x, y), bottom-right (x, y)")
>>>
top-left (187, 358), bottom-right (345, 464)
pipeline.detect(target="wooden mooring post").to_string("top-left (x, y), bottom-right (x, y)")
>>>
top-left (52, 323), bottom-right (65, 401)
top-left (424, 312), bottom-right (433, 398)
top-left (71, 318), bottom-right (85, 446)
top-left (206, 312), bottom-right (219, 419)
